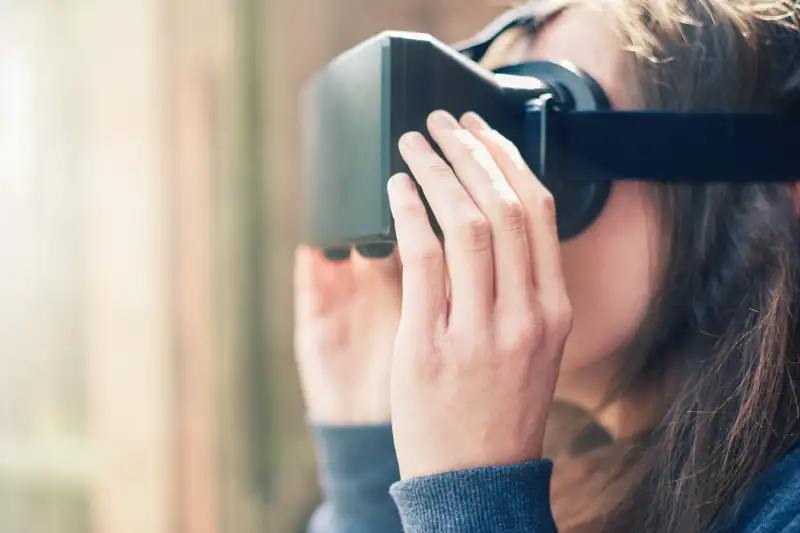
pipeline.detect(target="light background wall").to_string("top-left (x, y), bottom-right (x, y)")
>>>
top-left (0, 1), bottom-right (509, 533)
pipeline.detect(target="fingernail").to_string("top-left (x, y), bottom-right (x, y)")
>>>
top-left (400, 132), bottom-right (428, 151)
top-left (461, 112), bottom-right (490, 131)
top-left (429, 110), bottom-right (459, 131)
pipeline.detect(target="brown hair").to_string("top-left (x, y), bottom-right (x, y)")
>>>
top-left (489, 1), bottom-right (800, 532)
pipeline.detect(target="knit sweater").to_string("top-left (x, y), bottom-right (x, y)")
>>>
top-left (307, 424), bottom-right (800, 533)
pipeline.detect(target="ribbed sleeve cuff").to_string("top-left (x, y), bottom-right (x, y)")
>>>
top-left (312, 424), bottom-right (401, 489)
top-left (308, 424), bottom-right (403, 533)
top-left (389, 460), bottom-right (557, 533)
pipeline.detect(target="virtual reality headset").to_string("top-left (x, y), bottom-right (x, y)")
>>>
top-left (300, 5), bottom-right (798, 259)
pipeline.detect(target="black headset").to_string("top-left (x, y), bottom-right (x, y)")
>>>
top-left (451, 5), bottom-right (798, 242)
top-left (318, 5), bottom-right (798, 260)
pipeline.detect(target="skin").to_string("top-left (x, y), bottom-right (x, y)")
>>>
top-left (525, 9), bottom-right (661, 433)
top-left (294, 247), bottom-right (401, 424)
top-left (293, 7), bottom-right (662, 469)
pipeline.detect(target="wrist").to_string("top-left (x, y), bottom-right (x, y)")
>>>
top-left (306, 395), bottom-right (390, 425)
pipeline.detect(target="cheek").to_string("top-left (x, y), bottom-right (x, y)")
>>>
top-left (558, 181), bottom-right (661, 373)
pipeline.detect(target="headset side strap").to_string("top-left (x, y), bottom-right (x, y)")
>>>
top-left (523, 110), bottom-right (799, 183)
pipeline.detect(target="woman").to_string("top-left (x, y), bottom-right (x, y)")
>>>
top-left (293, 0), bottom-right (800, 531)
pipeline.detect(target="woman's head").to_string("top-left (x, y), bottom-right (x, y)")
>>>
top-left (486, 1), bottom-right (800, 531)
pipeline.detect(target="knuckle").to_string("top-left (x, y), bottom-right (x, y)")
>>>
top-left (499, 312), bottom-right (543, 354)
top-left (492, 131), bottom-right (526, 163)
top-left (427, 160), bottom-right (454, 180)
top-left (541, 293), bottom-right (574, 341)
top-left (537, 190), bottom-right (558, 220)
top-left (505, 139), bottom-right (523, 160)
top-left (495, 131), bottom-right (518, 152)
top-left (551, 299), bottom-right (574, 338)
top-left (454, 131), bottom-right (496, 172)
top-left (406, 239), bottom-right (443, 267)
top-left (455, 213), bottom-right (492, 251)
top-left (395, 192), bottom-right (425, 215)
top-left (464, 138), bottom-right (490, 162)
top-left (453, 128), bottom-right (484, 152)
top-left (495, 196), bottom-right (526, 230)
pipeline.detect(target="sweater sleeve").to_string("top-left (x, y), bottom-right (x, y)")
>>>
top-left (307, 424), bottom-right (404, 533)
top-left (389, 460), bottom-right (558, 533)
top-left (307, 422), bottom-right (558, 533)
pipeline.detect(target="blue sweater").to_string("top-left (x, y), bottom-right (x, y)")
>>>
top-left (308, 425), bottom-right (800, 533)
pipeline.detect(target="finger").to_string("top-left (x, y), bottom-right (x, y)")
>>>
top-left (323, 247), bottom-right (352, 261)
top-left (293, 245), bottom-right (325, 292)
top-left (461, 114), bottom-right (566, 301)
top-left (428, 110), bottom-right (534, 314)
top-left (387, 172), bottom-right (447, 334)
top-left (398, 131), bottom-right (493, 327)
top-left (294, 245), bottom-right (355, 317)
top-left (355, 243), bottom-right (395, 259)
top-left (351, 246), bottom-right (402, 282)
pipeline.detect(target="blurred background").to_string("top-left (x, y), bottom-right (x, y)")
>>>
top-left (0, 0), bottom-right (506, 532)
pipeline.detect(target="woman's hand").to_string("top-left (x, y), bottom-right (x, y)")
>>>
top-left (294, 246), bottom-right (402, 425)
top-left (388, 111), bottom-right (573, 480)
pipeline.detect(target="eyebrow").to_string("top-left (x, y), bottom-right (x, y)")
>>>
top-left (478, 25), bottom-right (534, 70)
top-left (455, 2), bottom-right (572, 64)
